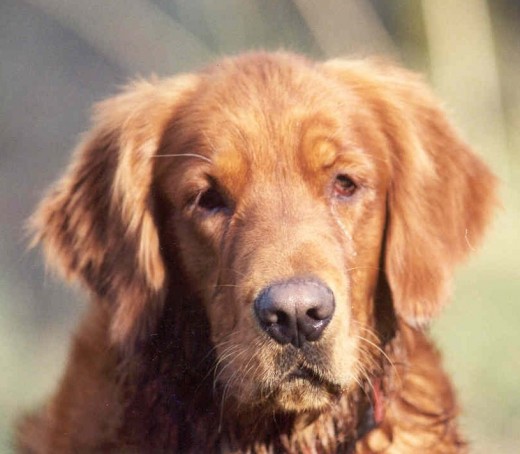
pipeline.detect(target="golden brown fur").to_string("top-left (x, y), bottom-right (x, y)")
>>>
top-left (18, 52), bottom-right (497, 453)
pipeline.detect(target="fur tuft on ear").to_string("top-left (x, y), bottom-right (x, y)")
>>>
top-left (322, 59), bottom-right (498, 326)
top-left (29, 74), bottom-right (199, 347)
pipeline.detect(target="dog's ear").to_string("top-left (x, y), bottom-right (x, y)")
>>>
top-left (322, 59), bottom-right (498, 326)
top-left (30, 75), bottom-right (199, 348)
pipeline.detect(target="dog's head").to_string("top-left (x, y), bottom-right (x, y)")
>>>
top-left (32, 52), bottom-right (497, 413)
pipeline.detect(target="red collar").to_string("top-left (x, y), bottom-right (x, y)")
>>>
top-left (356, 376), bottom-right (385, 442)
top-left (372, 377), bottom-right (385, 424)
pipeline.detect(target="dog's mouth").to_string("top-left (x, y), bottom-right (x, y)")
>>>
top-left (258, 363), bottom-right (343, 412)
top-left (287, 365), bottom-right (323, 385)
top-left (284, 363), bottom-right (342, 394)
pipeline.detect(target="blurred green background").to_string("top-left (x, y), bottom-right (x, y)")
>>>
top-left (1, 1), bottom-right (519, 452)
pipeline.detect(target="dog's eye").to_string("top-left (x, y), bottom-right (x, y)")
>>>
top-left (333, 174), bottom-right (357, 198)
top-left (197, 187), bottom-right (228, 213)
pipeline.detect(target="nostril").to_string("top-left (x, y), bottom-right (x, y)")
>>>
top-left (259, 309), bottom-right (289, 326)
top-left (309, 301), bottom-right (334, 320)
top-left (258, 308), bottom-right (279, 324)
top-left (276, 310), bottom-right (289, 326)
top-left (306, 306), bottom-right (327, 321)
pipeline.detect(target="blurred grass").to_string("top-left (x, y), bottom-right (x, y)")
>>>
top-left (433, 185), bottom-right (520, 452)
top-left (0, 284), bottom-right (81, 451)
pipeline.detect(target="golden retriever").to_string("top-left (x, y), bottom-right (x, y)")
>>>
top-left (18, 52), bottom-right (497, 453)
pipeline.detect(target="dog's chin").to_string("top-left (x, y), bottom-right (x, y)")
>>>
top-left (272, 380), bottom-right (334, 412)
top-left (260, 368), bottom-right (345, 413)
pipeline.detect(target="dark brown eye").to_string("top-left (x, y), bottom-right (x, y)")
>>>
top-left (333, 174), bottom-right (357, 198)
top-left (197, 187), bottom-right (228, 213)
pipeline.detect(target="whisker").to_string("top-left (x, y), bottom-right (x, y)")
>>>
top-left (355, 363), bottom-right (376, 403)
top-left (217, 348), bottom-right (250, 433)
top-left (237, 340), bottom-right (263, 389)
top-left (351, 364), bottom-right (373, 404)
top-left (218, 382), bottom-right (229, 432)
top-left (220, 267), bottom-right (248, 279)
top-left (212, 346), bottom-right (241, 380)
top-left (202, 130), bottom-right (219, 155)
top-left (196, 337), bottom-right (235, 364)
top-left (355, 344), bottom-right (380, 372)
top-left (353, 335), bottom-right (395, 372)
top-left (213, 348), bottom-right (249, 392)
top-left (344, 265), bottom-right (382, 272)
top-left (213, 345), bottom-right (242, 373)
top-left (352, 321), bottom-right (386, 343)
top-left (330, 203), bottom-right (357, 257)
top-left (351, 326), bottom-right (402, 386)
top-left (153, 153), bottom-right (212, 164)
top-left (194, 338), bottom-right (238, 385)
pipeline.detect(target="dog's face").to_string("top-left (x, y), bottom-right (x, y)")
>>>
top-left (157, 61), bottom-right (389, 411)
top-left (32, 53), bottom-right (497, 414)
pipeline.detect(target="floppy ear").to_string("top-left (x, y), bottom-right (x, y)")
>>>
top-left (322, 59), bottom-right (498, 326)
top-left (30, 74), bottom-right (199, 347)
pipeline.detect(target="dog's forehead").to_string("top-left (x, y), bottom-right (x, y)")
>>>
top-left (195, 56), bottom-right (357, 186)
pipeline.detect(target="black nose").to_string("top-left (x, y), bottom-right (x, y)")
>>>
top-left (254, 278), bottom-right (335, 348)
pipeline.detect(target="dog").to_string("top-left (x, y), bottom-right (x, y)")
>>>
top-left (17, 52), bottom-right (497, 453)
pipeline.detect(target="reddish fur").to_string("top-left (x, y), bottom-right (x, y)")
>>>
top-left (18, 52), bottom-right (497, 453)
